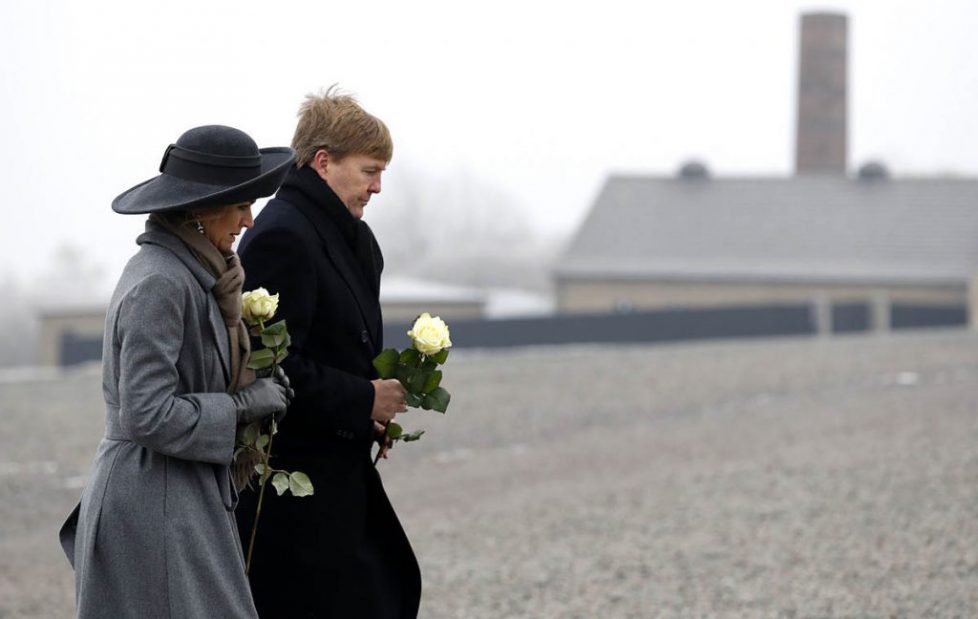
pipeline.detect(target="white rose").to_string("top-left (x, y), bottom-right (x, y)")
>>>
top-left (407, 312), bottom-right (452, 356)
top-left (241, 288), bottom-right (279, 326)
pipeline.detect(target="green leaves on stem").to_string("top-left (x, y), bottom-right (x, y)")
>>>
top-left (260, 320), bottom-right (290, 350)
top-left (271, 471), bottom-right (314, 497)
top-left (400, 348), bottom-right (421, 366)
top-left (372, 346), bottom-right (451, 414)
top-left (430, 348), bottom-right (450, 365)
top-left (247, 319), bottom-right (290, 370)
top-left (371, 344), bottom-right (451, 453)
top-left (372, 349), bottom-right (399, 378)
top-left (238, 291), bottom-right (309, 575)
top-left (240, 424), bottom-right (312, 499)
top-left (385, 421), bottom-right (426, 443)
top-left (406, 392), bottom-right (424, 408)
top-left (422, 387), bottom-right (450, 412)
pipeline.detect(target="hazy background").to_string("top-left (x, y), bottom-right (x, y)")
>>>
top-left (4, 3), bottom-right (978, 616)
top-left (2, 0), bottom-right (977, 355)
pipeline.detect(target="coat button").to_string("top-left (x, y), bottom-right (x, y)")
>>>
top-left (361, 330), bottom-right (369, 343)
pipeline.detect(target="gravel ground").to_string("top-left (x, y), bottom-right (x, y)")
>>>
top-left (2, 329), bottom-right (977, 618)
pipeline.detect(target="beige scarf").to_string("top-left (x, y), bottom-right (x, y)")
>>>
top-left (150, 214), bottom-right (255, 394)
top-left (151, 214), bottom-right (263, 490)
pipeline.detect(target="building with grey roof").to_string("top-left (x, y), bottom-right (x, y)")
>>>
top-left (554, 167), bottom-right (978, 331)
top-left (555, 12), bottom-right (978, 334)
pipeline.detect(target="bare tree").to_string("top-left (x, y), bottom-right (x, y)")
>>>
top-left (369, 164), bottom-right (560, 291)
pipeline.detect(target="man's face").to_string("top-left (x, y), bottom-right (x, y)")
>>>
top-left (320, 152), bottom-right (387, 219)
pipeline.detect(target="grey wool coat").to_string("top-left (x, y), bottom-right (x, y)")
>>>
top-left (59, 220), bottom-right (258, 619)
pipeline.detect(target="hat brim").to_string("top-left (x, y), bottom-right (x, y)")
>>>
top-left (111, 147), bottom-right (295, 214)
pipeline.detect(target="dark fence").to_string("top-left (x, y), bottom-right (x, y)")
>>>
top-left (831, 303), bottom-right (870, 333)
top-left (891, 304), bottom-right (968, 330)
top-left (386, 302), bottom-right (967, 350)
top-left (386, 304), bottom-right (815, 350)
top-left (60, 333), bottom-right (103, 366)
top-left (57, 302), bottom-right (968, 366)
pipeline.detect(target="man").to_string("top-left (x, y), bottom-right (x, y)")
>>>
top-left (235, 89), bottom-right (421, 618)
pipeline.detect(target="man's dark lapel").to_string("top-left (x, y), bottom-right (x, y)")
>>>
top-left (301, 208), bottom-right (381, 348)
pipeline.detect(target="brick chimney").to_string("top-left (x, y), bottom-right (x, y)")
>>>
top-left (795, 12), bottom-right (848, 175)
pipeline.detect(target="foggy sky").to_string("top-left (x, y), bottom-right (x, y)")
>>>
top-left (3, 0), bottom-right (977, 292)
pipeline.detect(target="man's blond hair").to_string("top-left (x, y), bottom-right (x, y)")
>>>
top-left (291, 86), bottom-right (392, 167)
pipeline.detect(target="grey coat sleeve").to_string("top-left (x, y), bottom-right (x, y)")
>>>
top-left (114, 273), bottom-right (237, 464)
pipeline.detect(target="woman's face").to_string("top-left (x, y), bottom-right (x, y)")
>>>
top-left (202, 202), bottom-right (254, 253)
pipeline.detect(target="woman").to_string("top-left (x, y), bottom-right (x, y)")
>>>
top-left (59, 125), bottom-right (295, 618)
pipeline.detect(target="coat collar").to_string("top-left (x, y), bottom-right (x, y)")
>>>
top-left (274, 167), bottom-right (382, 349)
top-left (137, 220), bottom-right (232, 382)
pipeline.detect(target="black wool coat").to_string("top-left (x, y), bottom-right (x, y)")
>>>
top-left (234, 165), bottom-right (420, 619)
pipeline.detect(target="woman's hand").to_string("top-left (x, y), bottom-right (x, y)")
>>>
top-left (232, 378), bottom-right (289, 424)
top-left (272, 366), bottom-right (295, 405)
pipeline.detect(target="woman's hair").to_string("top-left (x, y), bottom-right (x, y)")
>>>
top-left (155, 204), bottom-right (237, 228)
top-left (291, 85), bottom-right (392, 167)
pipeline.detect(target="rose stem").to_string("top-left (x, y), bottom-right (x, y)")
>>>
top-left (245, 427), bottom-right (274, 575)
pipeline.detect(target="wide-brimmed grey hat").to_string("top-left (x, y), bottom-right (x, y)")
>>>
top-left (112, 125), bottom-right (295, 214)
